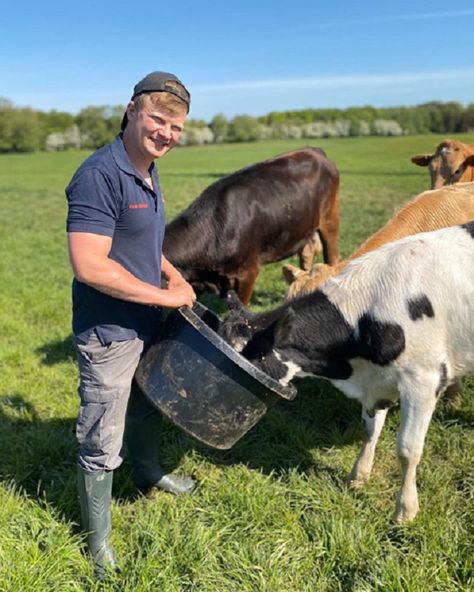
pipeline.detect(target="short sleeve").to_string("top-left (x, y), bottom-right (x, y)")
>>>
top-left (66, 167), bottom-right (120, 236)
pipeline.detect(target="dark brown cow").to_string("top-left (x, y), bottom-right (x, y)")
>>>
top-left (411, 139), bottom-right (474, 188)
top-left (163, 147), bottom-right (340, 304)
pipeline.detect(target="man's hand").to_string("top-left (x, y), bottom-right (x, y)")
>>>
top-left (161, 255), bottom-right (196, 308)
top-left (165, 279), bottom-right (196, 308)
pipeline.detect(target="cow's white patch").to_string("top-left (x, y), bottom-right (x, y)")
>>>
top-left (232, 338), bottom-right (247, 353)
top-left (274, 350), bottom-right (305, 385)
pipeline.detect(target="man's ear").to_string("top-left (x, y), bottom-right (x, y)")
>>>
top-left (126, 100), bottom-right (137, 121)
top-left (411, 153), bottom-right (433, 167)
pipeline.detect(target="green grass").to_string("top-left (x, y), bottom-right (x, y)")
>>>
top-left (0, 135), bottom-right (473, 591)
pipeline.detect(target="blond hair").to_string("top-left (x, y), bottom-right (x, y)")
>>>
top-left (134, 83), bottom-right (188, 117)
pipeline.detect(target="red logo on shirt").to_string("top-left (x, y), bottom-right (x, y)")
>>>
top-left (129, 203), bottom-right (149, 209)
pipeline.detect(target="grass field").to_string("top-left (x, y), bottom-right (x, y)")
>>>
top-left (0, 135), bottom-right (473, 591)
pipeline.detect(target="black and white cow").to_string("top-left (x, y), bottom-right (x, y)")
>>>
top-left (219, 222), bottom-right (474, 522)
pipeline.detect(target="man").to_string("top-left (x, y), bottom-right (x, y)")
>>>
top-left (66, 71), bottom-right (197, 579)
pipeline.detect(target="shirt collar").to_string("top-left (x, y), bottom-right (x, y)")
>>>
top-left (110, 133), bottom-right (159, 192)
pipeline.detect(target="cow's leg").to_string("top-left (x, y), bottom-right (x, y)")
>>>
top-left (298, 231), bottom-right (322, 271)
top-left (237, 265), bottom-right (260, 305)
top-left (395, 382), bottom-right (437, 522)
top-left (347, 406), bottom-right (389, 488)
top-left (318, 192), bottom-right (340, 265)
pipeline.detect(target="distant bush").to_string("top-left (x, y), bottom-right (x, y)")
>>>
top-left (303, 120), bottom-right (352, 138)
top-left (179, 125), bottom-right (214, 146)
top-left (372, 119), bottom-right (404, 136)
top-left (45, 125), bottom-right (83, 151)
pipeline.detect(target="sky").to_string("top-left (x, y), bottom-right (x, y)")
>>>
top-left (1, 0), bottom-right (472, 122)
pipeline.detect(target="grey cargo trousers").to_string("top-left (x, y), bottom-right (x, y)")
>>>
top-left (74, 331), bottom-right (158, 473)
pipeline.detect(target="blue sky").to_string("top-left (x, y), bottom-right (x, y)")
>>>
top-left (2, 0), bottom-right (472, 122)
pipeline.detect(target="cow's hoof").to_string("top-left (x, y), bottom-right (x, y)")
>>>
top-left (346, 474), bottom-right (368, 489)
top-left (394, 503), bottom-right (419, 523)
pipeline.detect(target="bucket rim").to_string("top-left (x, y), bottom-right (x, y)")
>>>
top-left (179, 302), bottom-right (297, 401)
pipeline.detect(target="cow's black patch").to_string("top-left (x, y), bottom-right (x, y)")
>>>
top-left (435, 363), bottom-right (448, 398)
top-left (357, 314), bottom-right (405, 366)
top-left (221, 290), bottom-right (406, 385)
top-left (279, 346), bottom-right (354, 380)
top-left (461, 221), bottom-right (474, 239)
top-left (277, 291), bottom-right (358, 379)
top-left (407, 295), bottom-right (434, 321)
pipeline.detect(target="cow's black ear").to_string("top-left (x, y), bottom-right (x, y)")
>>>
top-left (226, 289), bottom-right (245, 311)
top-left (274, 307), bottom-right (297, 344)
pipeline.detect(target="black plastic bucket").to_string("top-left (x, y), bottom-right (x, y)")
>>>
top-left (135, 302), bottom-right (297, 450)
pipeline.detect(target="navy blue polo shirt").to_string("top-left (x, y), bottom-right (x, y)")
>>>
top-left (66, 134), bottom-right (165, 344)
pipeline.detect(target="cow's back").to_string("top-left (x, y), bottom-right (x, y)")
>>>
top-left (323, 224), bottom-right (474, 368)
top-left (164, 147), bottom-right (339, 271)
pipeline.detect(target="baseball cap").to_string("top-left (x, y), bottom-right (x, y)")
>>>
top-left (121, 71), bottom-right (190, 130)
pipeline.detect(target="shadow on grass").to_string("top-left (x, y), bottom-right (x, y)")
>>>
top-left (0, 377), bottom-right (363, 519)
top-left (189, 377), bottom-right (364, 480)
top-left (0, 392), bottom-right (190, 521)
top-left (0, 393), bottom-right (79, 520)
top-left (36, 334), bottom-right (76, 365)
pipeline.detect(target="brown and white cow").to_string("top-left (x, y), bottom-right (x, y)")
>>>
top-left (411, 139), bottom-right (474, 188)
top-left (163, 148), bottom-right (340, 304)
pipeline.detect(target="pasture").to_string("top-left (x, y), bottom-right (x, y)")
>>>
top-left (0, 135), bottom-right (473, 591)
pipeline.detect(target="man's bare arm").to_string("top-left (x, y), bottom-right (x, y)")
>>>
top-left (68, 232), bottom-right (196, 308)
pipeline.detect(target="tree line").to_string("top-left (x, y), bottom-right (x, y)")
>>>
top-left (1, 97), bottom-right (473, 153)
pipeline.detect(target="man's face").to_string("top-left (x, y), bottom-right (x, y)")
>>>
top-left (125, 96), bottom-right (186, 161)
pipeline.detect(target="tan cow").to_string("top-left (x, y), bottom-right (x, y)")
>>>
top-left (283, 182), bottom-right (474, 299)
top-left (411, 139), bottom-right (474, 188)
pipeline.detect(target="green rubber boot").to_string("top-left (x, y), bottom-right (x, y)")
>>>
top-left (125, 389), bottom-right (195, 496)
top-left (77, 467), bottom-right (119, 580)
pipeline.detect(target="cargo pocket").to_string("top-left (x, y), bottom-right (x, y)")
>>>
top-left (76, 384), bottom-right (121, 457)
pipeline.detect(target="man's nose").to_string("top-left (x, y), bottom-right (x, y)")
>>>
top-left (157, 123), bottom-right (172, 141)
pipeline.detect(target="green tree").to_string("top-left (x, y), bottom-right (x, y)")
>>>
top-left (228, 115), bottom-right (263, 142)
top-left (76, 105), bottom-right (122, 149)
top-left (461, 103), bottom-right (474, 132)
top-left (0, 100), bottom-right (42, 152)
top-left (210, 113), bottom-right (229, 143)
top-left (39, 110), bottom-right (75, 135)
